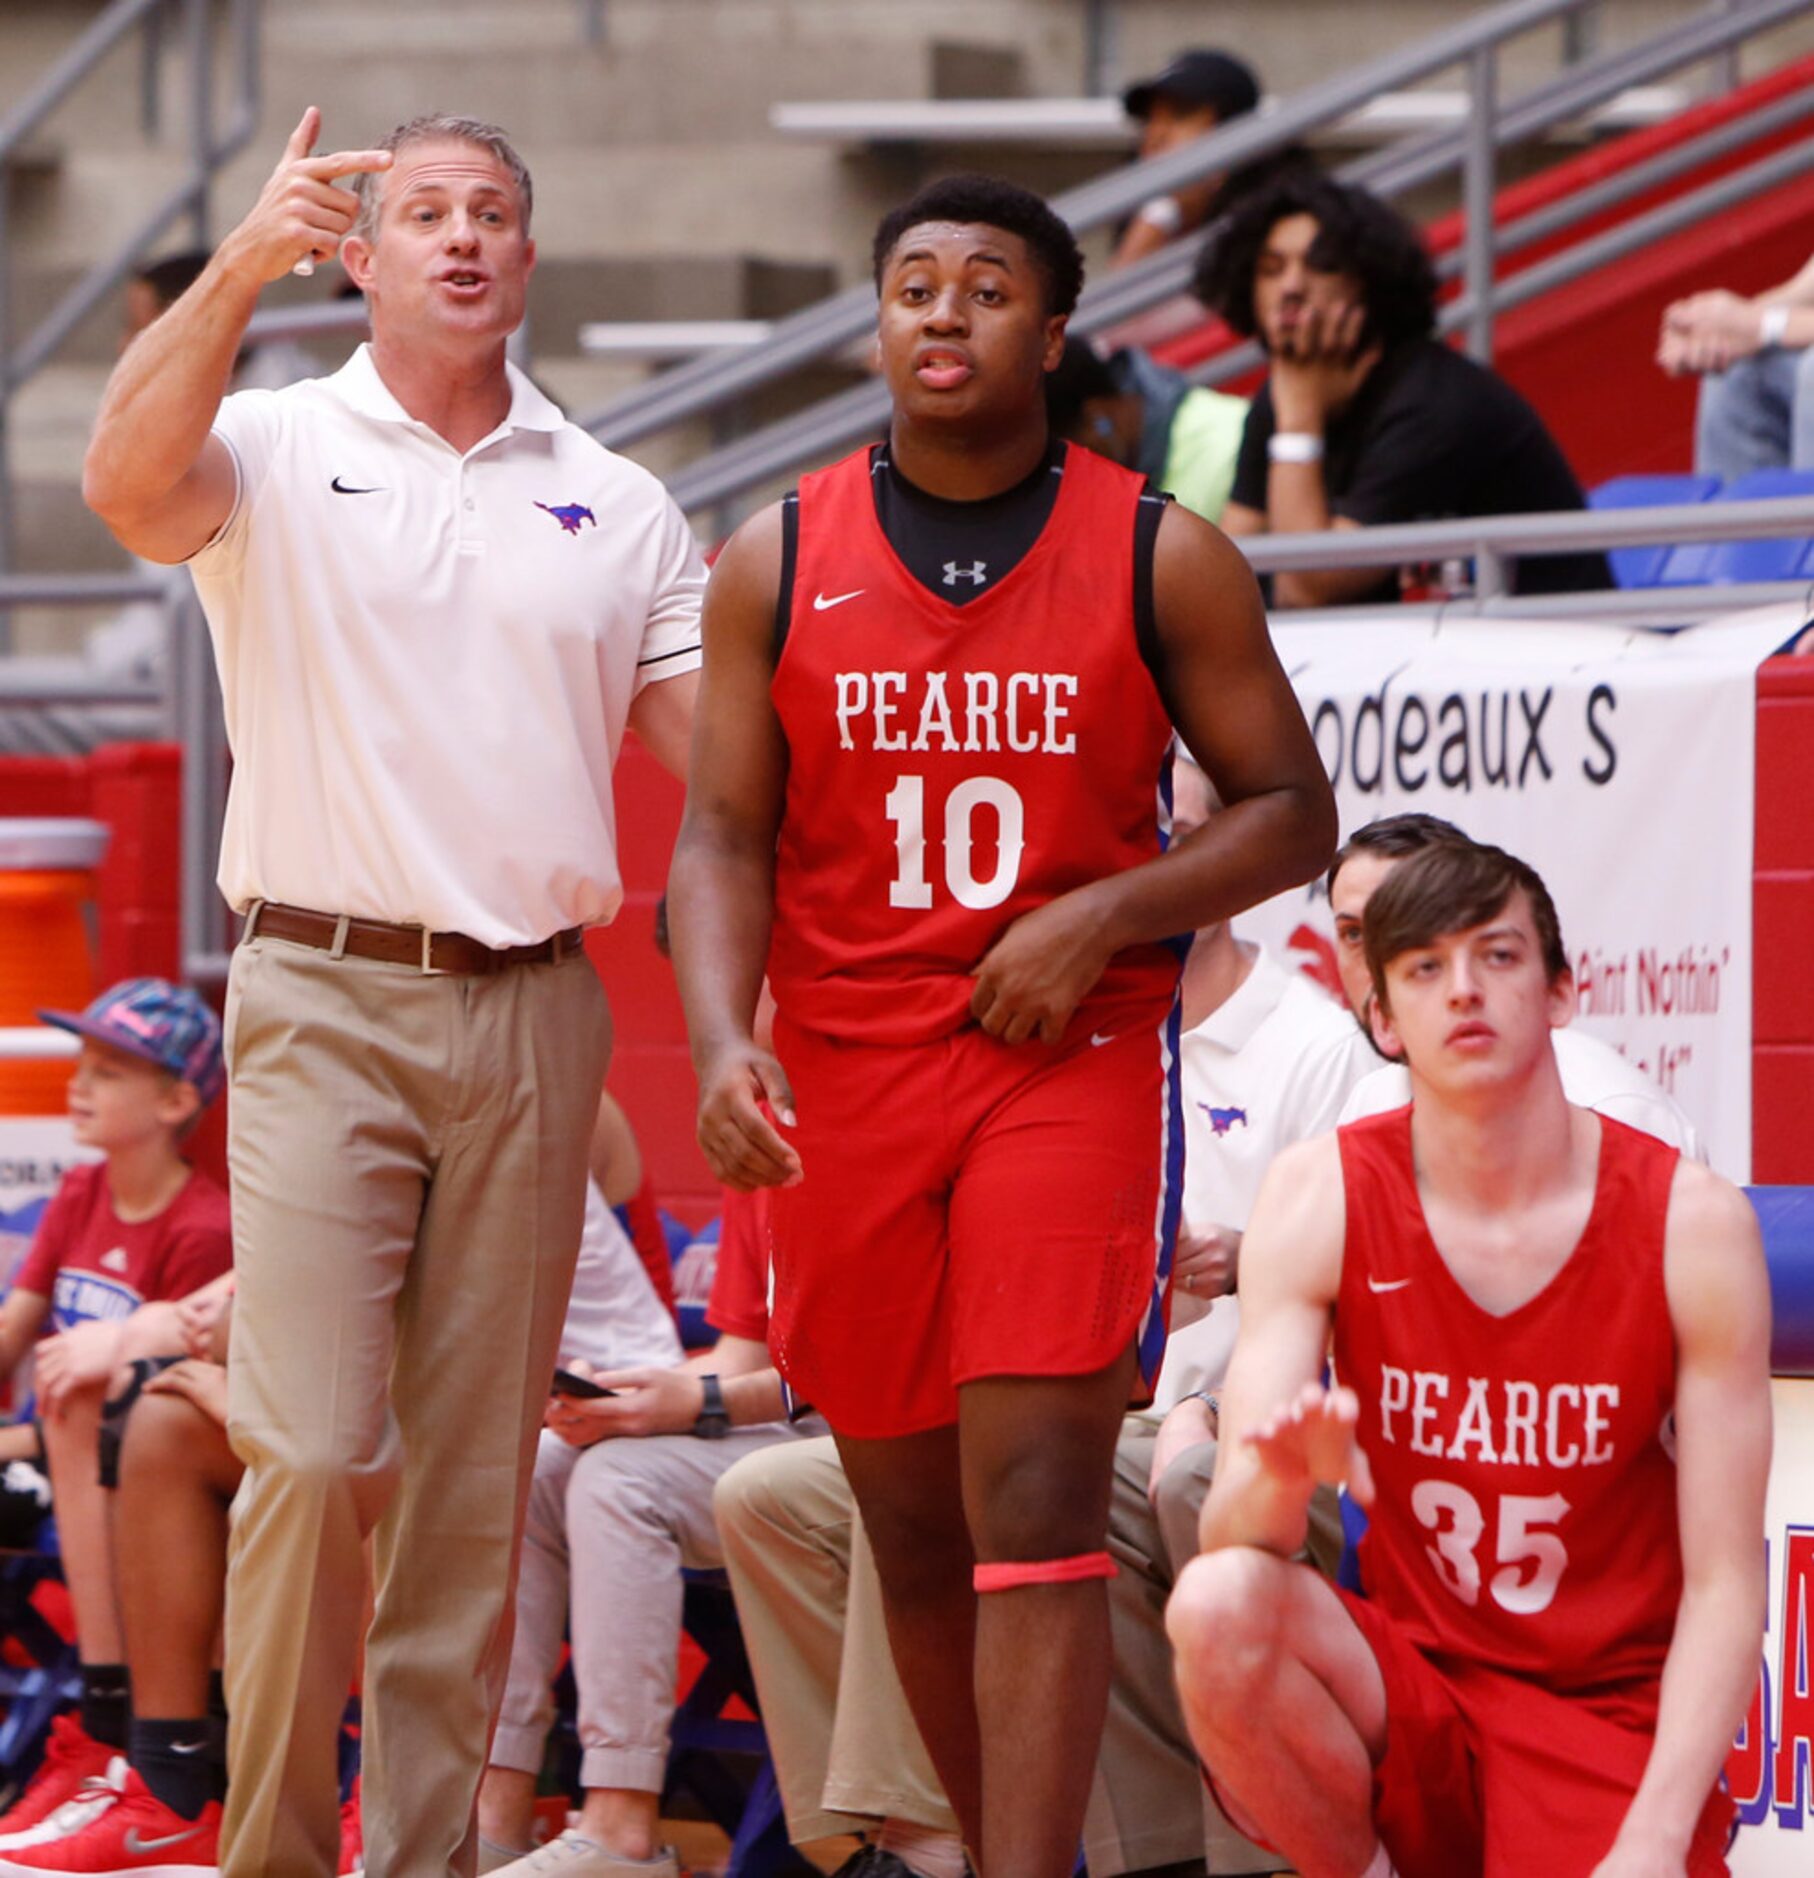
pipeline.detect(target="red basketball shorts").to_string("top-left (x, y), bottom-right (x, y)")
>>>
top-left (1339, 1589), bottom-right (1733, 1877)
top-left (764, 1007), bottom-right (1184, 1438)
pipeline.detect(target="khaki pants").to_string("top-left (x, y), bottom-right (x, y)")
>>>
top-left (220, 937), bottom-right (610, 1878)
top-left (713, 1437), bottom-right (955, 1845)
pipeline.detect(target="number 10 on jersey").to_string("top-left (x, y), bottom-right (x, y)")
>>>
top-left (885, 774), bottom-right (1027, 911)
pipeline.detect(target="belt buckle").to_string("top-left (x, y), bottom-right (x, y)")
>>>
top-left (418, 927), bottom-right (446, 976)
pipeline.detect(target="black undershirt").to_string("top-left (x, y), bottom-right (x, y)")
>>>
top-left (776, 441), bottom-right (1169, 685)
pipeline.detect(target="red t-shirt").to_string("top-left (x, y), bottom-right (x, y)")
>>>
top-left (705, 1188), bottom-right (770, 1343)
top-left (15, 1162), bottom-right (234, 1332)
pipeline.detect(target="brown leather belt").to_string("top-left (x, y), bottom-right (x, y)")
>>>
top-left (245, 902), bottom-right (585, 976)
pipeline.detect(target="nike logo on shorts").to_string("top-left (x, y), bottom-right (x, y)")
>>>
top-left (1367, 1276), bottom-right (1412, 1294)
top-left (813, 589), bottom-right (864, 611)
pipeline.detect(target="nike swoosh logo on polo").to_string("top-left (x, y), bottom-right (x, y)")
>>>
top-left (1367, 1276), bottom-right (1412, 1293)
top-left (330, 475), bottom-right (384, 494)
top-left (125, 1826), bottom-right (207, 1853)
top-left (812, 589), bottom-right (864, 611)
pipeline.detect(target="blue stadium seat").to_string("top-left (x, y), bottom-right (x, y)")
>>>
top-left (1587, 474), bottom-right (1720, 589)
top-left (1655, 468), bottom-right (1814, 586)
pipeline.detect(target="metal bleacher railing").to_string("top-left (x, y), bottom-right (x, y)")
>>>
top-left (0, 0), bottom-right (266, 578)
top-left (638, 0), bottom-right (1811, 519)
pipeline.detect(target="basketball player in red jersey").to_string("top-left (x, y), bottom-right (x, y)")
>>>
top-left (668, 173), bottom-right (1334, 1876)
top-left (1168, 838), bottom-right (1771, 1878)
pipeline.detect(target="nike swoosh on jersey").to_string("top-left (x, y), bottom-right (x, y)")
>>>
top-left (812, 589), bottom-right (864, 611)
top-left (1090, 1032), bottom-right (1117, 1047)
top-left (1367, 1276), bottom-right (1413, 1293)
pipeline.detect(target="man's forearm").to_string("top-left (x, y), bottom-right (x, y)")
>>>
top-left (1197, 1456), bottom-right (1316, 1560)
top-left (1613, 1577), bottom-right (1764, 1856)
top-left (1083, 785), bottom-right (1335, 957)
top-left (84, 256), bottom-right (260, 521)
top-left (668, 824), bottom-right (776, 1062)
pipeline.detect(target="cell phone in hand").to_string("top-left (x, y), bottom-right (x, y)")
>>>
top-left (551, 1367), bottom-right (617, 1400)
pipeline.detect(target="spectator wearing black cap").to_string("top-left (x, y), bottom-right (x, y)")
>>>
top-left (1112, 48), bottom-right (1261, 272)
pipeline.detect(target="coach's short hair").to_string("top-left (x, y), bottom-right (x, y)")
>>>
top-left (1325, 812), bottom-right (1468, 898)
top-left (350, 114), bottom-right (533, 244)
top-left (872, 174), bottom-right (1085, 319)
top-left (1363, 840), bottom-right (1569, 1011)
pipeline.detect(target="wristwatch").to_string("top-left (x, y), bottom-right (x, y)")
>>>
top-left (692, 1373), bottom-right (731, 1440)
top-left (1188, 1390), bottom-right (1221, 1429)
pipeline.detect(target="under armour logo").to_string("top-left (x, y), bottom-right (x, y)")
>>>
top-left (942, 560), bottom-right (988, 587)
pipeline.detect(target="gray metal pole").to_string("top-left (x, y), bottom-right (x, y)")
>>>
top-left (1712, 0), bottom-right (1741, 95)
top-left (185, 0), bottom-right (211, 246)
top-left (1082, 0), bottom-right (1117, 99)
top-left (1465, 43), bottom-right (1499, 362)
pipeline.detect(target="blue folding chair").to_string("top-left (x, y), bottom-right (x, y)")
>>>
top-left (1656, 467), bottom-right (1814, 585)
top-left (1586, 474), bottom-right (1720, 589)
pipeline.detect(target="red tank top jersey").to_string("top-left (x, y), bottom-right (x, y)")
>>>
top-left (1334, 1108), bottom-right (1683, 1698)
top-left (769, 444), bottom-right (1180, 1045)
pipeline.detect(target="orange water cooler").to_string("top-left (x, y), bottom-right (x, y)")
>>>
top-left (0, 820), bottom-right (111, 1115)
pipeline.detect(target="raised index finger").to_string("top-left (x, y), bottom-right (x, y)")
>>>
top-left (283, 106), bottom-right (320, 164)
top-left (304, 148), bottom-right (394, 183)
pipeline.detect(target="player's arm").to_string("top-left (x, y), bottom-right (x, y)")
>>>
top-left (970, 502), bottom-right (1334, 1045)
top-left (1593, 1164), bottom-right (1771, 1878)
top-left (1199, 1134), bottom-right (1360, 1559)
top-left (666, 505), bottom-right (800, 1192)
top-left (83, 108), bottom-right (389, 563)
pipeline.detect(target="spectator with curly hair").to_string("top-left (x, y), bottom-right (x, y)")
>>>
top-left (1196, 172), bottom-right (1610, 606)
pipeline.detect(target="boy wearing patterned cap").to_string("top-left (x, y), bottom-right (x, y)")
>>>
top-left (0, 979), bottom-right (231, 1854)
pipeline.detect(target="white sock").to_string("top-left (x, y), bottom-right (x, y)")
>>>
top-left (876, 1818), bottom-right (969, 1878)
top-left (1359, 1843), bottom-right (1398, 1878)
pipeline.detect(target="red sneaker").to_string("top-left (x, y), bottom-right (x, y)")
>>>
top-left (0, 1720), bottom-right (114, 1848)
top-left (0, 1770), bottom-right (219, 1873)
top-left (337, 1776), bottom-right (361, 1876)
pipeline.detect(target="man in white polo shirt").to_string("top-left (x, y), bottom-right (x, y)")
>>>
top-left (83, 108), bottom-right (705, 1878)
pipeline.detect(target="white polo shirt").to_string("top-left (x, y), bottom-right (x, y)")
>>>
top-left (1336, 1025), bottom-right (1705, 1159)
top-left (1149, 944), bottom-right (1380, 1416)
top-left (187, 345), bottom-right (706, 946)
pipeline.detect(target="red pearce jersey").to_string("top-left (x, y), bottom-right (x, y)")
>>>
top-left (1334, 1108), bottom-right (1683, 1705)
top-left (769, 444), bottom-right (1181, 1046)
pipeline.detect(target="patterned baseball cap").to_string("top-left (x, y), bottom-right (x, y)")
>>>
top-left (39, 977), bottom-right (225, 1107)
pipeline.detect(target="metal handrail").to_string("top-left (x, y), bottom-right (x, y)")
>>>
top-left (657, 0), bottom-right (1810, 516)
top-left (0, 0), bottom-right (264, 577)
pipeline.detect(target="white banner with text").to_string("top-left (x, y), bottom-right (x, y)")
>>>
top-left (1239, 603), bottom-right (1808, 1181)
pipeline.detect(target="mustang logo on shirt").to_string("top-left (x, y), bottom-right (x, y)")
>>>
top-left (535, 501), bottom-right (597, 536)
top-left (1199, 1104), bottom-right (1249, 1137)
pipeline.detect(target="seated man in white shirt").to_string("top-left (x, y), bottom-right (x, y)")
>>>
top-left (1324, 814), bottom-right (1703, 1156)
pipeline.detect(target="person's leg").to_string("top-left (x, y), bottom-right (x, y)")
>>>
top-left (554, 1423), bottom-right (800, 1864)
top-left (1084, 1420), bottom-right (1221, 1878)
top-left (116, 1389), bottom-right (243, 1818)
top-left (477, 1430), bottom-right (580, 1858)
top-left (221, 941), bottom-right (442, 1878)
top-left (1165, 1549), bottom-right (1391, 1876)
top-left (39, 1383), bottom-right (128, 1747)
top-left (824, 1509), bottom-right (959, 1837)
top-left (834, 1427), bottom-right (979, 1855)
top-left (713, 1436), bottom-right (875, 1846)
top-left (1694, 349), bottom-right (1800, 478)
top-left (362, 952), bottom-right (609, 1878)
top-left (956, 1360), bottom-right (1135, 1878)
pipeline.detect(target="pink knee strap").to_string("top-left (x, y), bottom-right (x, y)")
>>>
top-left (973, 1551), bottom-right (1118, 1593)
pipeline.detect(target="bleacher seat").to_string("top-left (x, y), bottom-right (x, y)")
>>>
top-left (1587, 474), bottom-right (1721, 588)
top-left (1656, 468), bottom-right (1814, 586)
